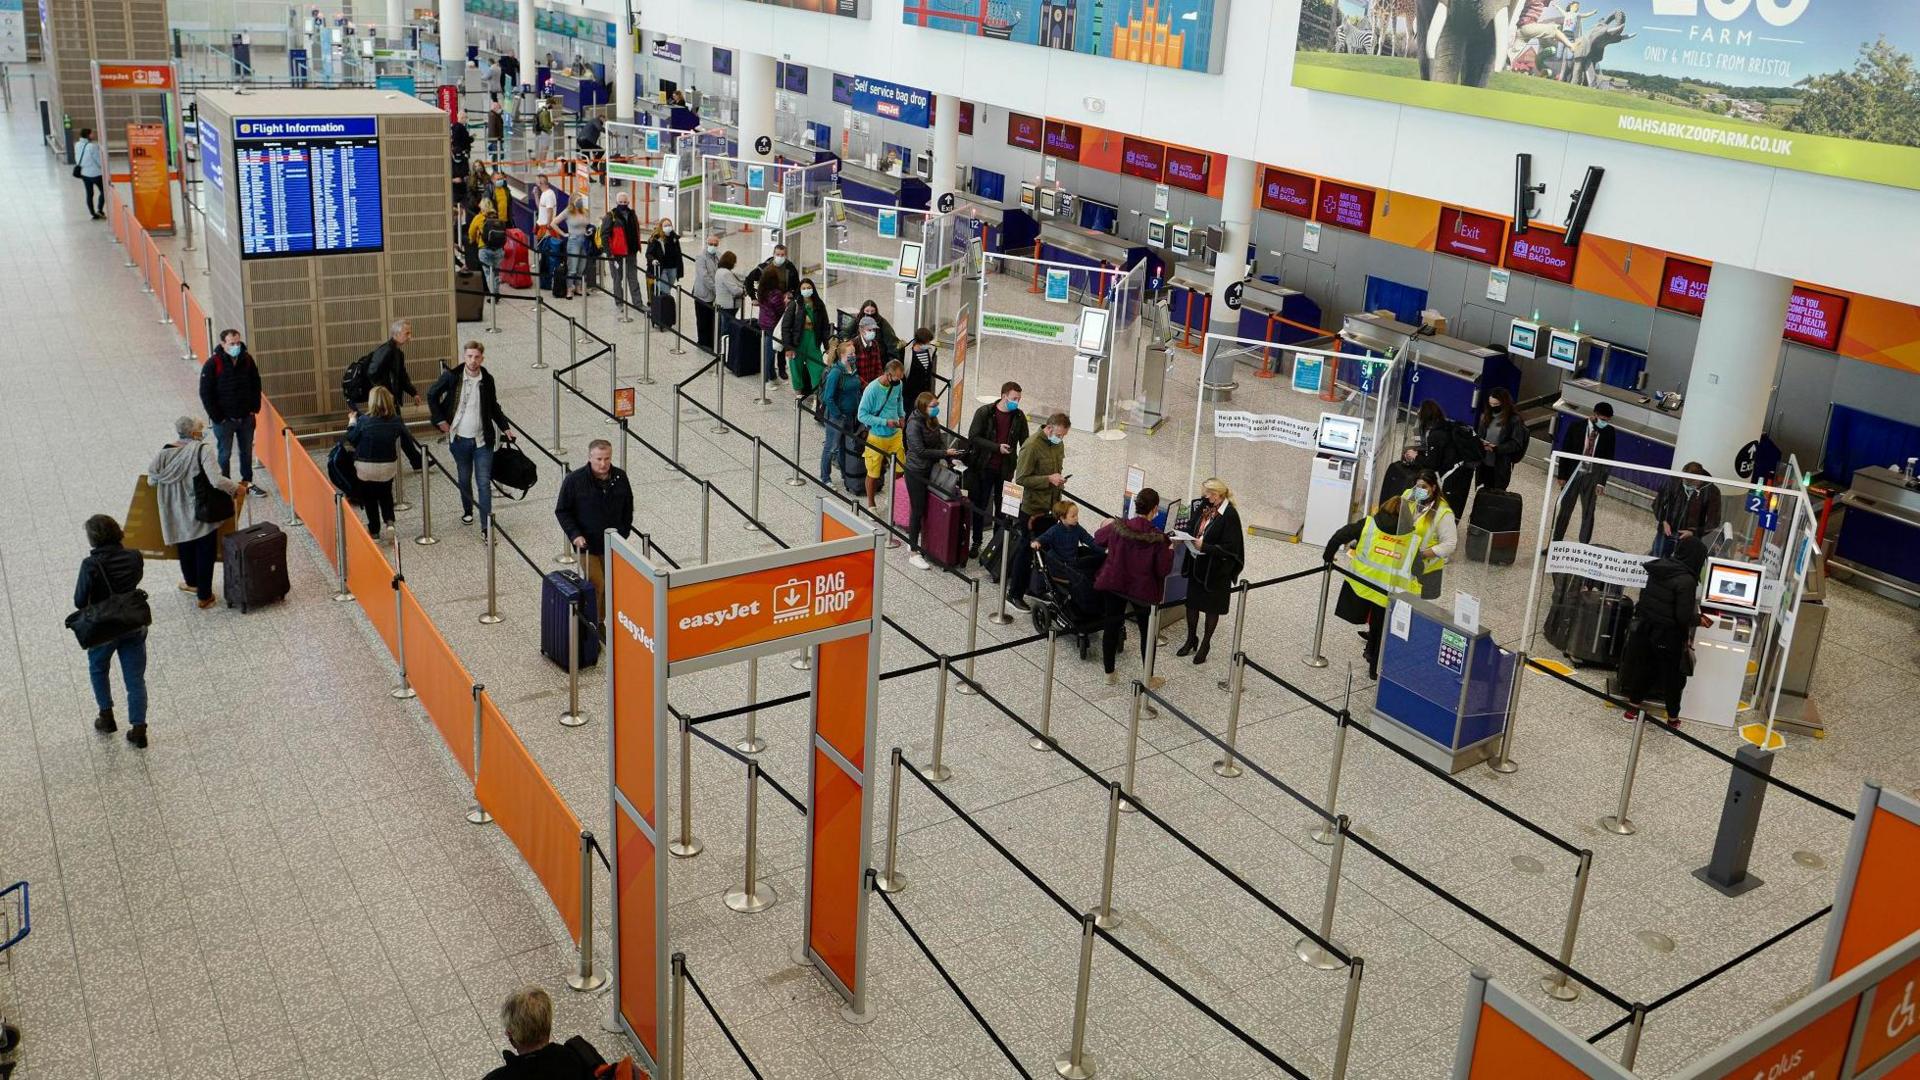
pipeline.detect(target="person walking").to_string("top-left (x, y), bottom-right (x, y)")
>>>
top-left (691, 231), bottom-right (721, 351)
top-left (365, 320), bottom-right (421, 408)
top-left (1652, 462), bottom-right (1721, 559)
top-left (819, 342), bottom-right (863, 486)
top-left (1008, 413), bottom-right (1070, 611)
top-left (1473, 386), bottom-right (1530, 493)
top-left (1549, 401), bottom-right (1616, 548)
top-left (75, 127), bottom-right (107, 218)
top-left (1093, 487), bottom-right (1174, 686)
top-left (470, 200), bottom-right (508, 295)
top-left (555, 439), bottom-right (634, 604)
top-left (148, 417), bottom-right (246, 609)
top-left (485, 99), bottom-right (505, 160)
top-left (903, 391), bottom-right (963, 571)
top-left (645, 219), bottom-right (685, 327)
top-left (429, 341), bottom-right (517, 533)
top-left (1402, 469), bottom-right (1458, 599)
top-left (857, 358), bottom-right (907, 510)
top-left (779, 277), bottom-right (831, 397)
top-left (75, 514), bottom-right (150, 747)
top-left (602, 192), bottom-right (643, 321)
top-left (756, 265), bottom-right (790, 382)
top-left (346, 387), bottom-right (415, 539)
top-left (713, 250), bottom-right (746, 353)
top-left (1322, 494), bottom-right (1422, 680)
top-left (1618, 537), bottom-right (1711, 728)
top-left (198, 329), bottom-right (264, 488)
top-left (965, 382), bottom-right (1027, 565)
top-left (1176, 477), bottom-right (1245, 664)
top-left (564, 199), bottom-right (593, 299)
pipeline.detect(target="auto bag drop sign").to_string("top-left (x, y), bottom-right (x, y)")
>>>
top-left (665, 554), bottom-right (873, 662)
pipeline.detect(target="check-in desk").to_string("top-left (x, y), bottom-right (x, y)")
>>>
top-left (548, 72), bottom-right (606, 113)
top-left (1369, 597), bottom-right (1519, 773)
top-left (1551, 380), bottom-right (1680, 504)
top-left (1167, 267), bottom-right (1321, 349)
top-left (1036, 221), bottom-right (1143, 304)
top-left (1405, 334), bottom-right (1506, 422)
top-left (1831, 466), bottom-right (1920, 608)
top-left (837, 161), bottom-right (929, 211)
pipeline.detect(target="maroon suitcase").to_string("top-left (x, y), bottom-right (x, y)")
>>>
top-left (922, 490), bottom-right (971, 568)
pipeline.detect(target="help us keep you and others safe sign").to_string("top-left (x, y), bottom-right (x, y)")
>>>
top-left (664, 554), bottom-right (873, 663)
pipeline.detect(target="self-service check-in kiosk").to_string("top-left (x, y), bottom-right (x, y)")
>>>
top-left (1303, 413), bottom-right (1362, 548)
top-left (1680, 558), bottom-right (1765, 727)
top-left (1069, 306), bottom-right (1111, 434)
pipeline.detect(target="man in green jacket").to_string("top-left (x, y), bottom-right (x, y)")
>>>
top-left (1007, 413), bottom-right (1069, 610)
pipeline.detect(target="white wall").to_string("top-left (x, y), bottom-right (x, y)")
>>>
top-left (621, 0), bottom-right (1920, 307)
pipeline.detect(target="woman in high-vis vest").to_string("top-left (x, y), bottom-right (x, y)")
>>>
top-left (1323, 494), bottom-right (1423, 680)
top-left (1402, 469), bottom-right (1458, 600)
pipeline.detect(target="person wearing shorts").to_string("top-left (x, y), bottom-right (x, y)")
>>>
top-left (858, 359), bottom-right (907, 509)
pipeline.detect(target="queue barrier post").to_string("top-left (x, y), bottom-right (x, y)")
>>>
top-left (1311, 713), bottom-right (1350, 846)
top-left (1490, 649), bottom-right (1527, 775)
top-left (466, 683), bottom-right (492, 824)
top-left (485, 291), bottom-right (502, 334)
top-left (669, 953), bottom-right (687, 1077)
top-left (699, 481), bottom-right (712, 564)
top-left (331, 494), bottom-right (354, 602)
top-left (1093, 783), bottom-right (1124, 930)
top-left (635, 318), bottom-right (654, 384)
top-left (550, 375), bottom-right (562, 451)
top-left (390, 572), bottom-right (416, 701)
top-left (1542, 849), bottom-right (1594, 1002)
top-left (554, 458), bottom-right (578, 564)
top-left (605, 344), bottom-right (619, 425)
top-left (1216, 580), bottom-right (1250, 691)
top-left (1305, 563), bottom-right (1333, 668)
top-left (710, 354), bottom-right (728, 434)
top-left (284, 430), bottom-right (303, 527)
top-left (1030, 628), bottom-right (1059, 752)
top-left (736, 657), bottom-right (765, 754)
top-left (566, 830), bottom-right (607, 991)
top-left (1055, 911), bottom-right (1099, 1080)
top-left (560, 598), bottom-right (587, 727)
top-left (1601, 711), bottom-right (1648, 835)
top-left (669, 716), bottom-right (702, 857)
top-left (567, 316), bottom-right (580, 392)
top-left (479, 515), bottom-right (503, 624)
top-left (1214, 643), bottom-right (1248, 778)
top-left (1296, 814), bottom-right (1348, 970)
top-left (413, 449), bottom-right (436, 544)
top-left (617, 419), bottom-right (630, 473)
top-left (787, 400), bottom-right (806, 487)
top-left (670, 289), bottom-right (686, 357)
top-left (925, 657), bottom-right (953, 783)
top-left (177, 284), bottom-right (193, 358)
top-left (988, 530), bottom-right (1015, 625)
top-left (669, 389), bottom-right (682, 477)
top-left (1140, 604), bottom-right (1162, 719)
top-left (533, 302), bottom-right (548, 370)
top-left (875, 748), bottom-right (908, 894)
top-left (754, 334), bottom-right (772, 405)
top-left (1330, 957), bottom-right (1366, 1080)
top-left (1619, 1004), bottom-right (1648, 1069)
top-left (392, 453), bottom-right (413, 512)
top-left (723, 761), bottom-right (776, 913)
top-left (1120, 681), bottom-right (1143, 813)
top-left (956, 577), bottom-right (983, 696)
top-left (743, 438), bottom-right (762, 532)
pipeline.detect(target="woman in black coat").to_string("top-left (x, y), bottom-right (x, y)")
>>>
top-left (1473, 386), bottom-right (1530, 493)
top-left (1618, 537), bottom-right (1710, 727)
top-left (1176, 477), bottom-right (1245, 665)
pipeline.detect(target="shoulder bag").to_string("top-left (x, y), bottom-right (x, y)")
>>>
top-left (65, 561), bottom-right (152, 649)
top-left (192, 444), bottom-right (237, 523)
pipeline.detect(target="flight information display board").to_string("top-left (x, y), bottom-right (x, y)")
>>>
top-left (234, 116), bottom-right (383, 259)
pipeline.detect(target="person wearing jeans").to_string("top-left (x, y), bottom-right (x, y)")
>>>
top-left (818, 344), bottom-right (862, 484)
top-left (148, 417), bottom-right (246, 608)
top-left (429, 340), bottom-right (517, 532)
top-left (199, 329), bottom-right (264, 486)
top-left (76, 514), bottom-right (150, 746)
top-left (75, 127), bottom-right (107, 218)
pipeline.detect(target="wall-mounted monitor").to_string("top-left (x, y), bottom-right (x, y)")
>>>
top-left (1006, 112), bottom-right (1042, 152)
top-left (1170, 223), bottom-right (1192, 257)
top-left (1703, 558), bottom-right (1764, 613)
top-left (1546, 328), bottom-right (1586, 372)
top-left (1037, 187), bottom-right (1057, 217)
top-left (1146, 218), bottom-right (1167, 249)
top-left (1043, 120), bottom-right (1083, 162)
top-left (234, 115), bottom-right (384, 260)
top-left (1507, 319), bottom-right (1541, 359)
top-left (1784, 287), bottom-right (1848, 352)
top-left (1120, 137), bottom-right (1164, 183)
top-left (1162, 146), bottom-right (1210, 193)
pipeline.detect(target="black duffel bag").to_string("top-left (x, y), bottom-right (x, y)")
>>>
top-left (490, 437), bottom-right (538, 499)
top-left (65, 565), bottom-right (152, 649)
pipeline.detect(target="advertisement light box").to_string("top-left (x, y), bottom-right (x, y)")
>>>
top-left (1505, 226), bottom-right (1578, 284)
top-left (1120, 137), bottom-right (1164, 183)
top-left (1436, 207), bottom-right (1505, 266)
top-left (1314, 181), bottom-right (1375, 233)
top-left (1260, 168), bottom-right (1314, 217)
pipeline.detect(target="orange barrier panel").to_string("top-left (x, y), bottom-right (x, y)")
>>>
top-left (254, 399), bottom-right (287, 491)
top-left (476, 693), bottom-right (584, 941)
top-left (289, 446), bottom-right (339, 573)
top-left (145, 234), bottom-right (161, 291)
top-left (400, 584), bottom-right (476, 779)
top-left (162, 259), bottom-right (185, 330)
top-left (184, 288), bottom-right (211, 363)
top-left (343, 514), bottom-right (398, 658)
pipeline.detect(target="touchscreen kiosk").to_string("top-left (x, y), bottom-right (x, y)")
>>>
top-left (1703, 558), bottom-right (1763, 613)
top-left (1304, 412), bottom-right (1363, 546)
top-left (1507, 319), bottom-right (1541, 360)
top-left (1170, 224), bottom-right (1192, 257)
top-left (1069, 306), bottom-right (1112, 433)
top-left (896, 241), bottom-right (923, 282)
top-left (1317, 414), bottom-right (1363, 455)
top-left (1146, 217), bottom-right (1168, 249)
top-left (1037, 187), bottom-right (1058, 217)
top-left (1680, 557), bottom-right (1766, 727)
top-left (1546, 328), bottom-right (1588, 373)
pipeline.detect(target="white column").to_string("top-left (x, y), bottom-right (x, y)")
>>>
top-left (439, 0), bottom-right (466, 79)
top-left (1672, 264), bottom-right (1793, 479)
top-left (387, 0), bottom-right (404, 39)
top-left (930, 92), bottom-right (961, 206)
top-left (613, 3), bottom-right (635, 122)
top-left (517, 0), bottom-right (536, 93)
top-left (738, 51), bottom-right (776, 162)
top-left (1202, 155), bottom-right (1255, 397)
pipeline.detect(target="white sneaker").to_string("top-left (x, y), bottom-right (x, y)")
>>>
top-left (909, 554), bottom-right (931, 571)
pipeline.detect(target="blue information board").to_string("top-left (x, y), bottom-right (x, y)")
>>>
top-left (198, 117), bottom-right (223, 192)
top-left (233, 116), bottom-right (383, 259)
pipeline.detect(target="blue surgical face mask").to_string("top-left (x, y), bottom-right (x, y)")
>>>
top-left (1003, 398), bottom-right (1020, 412)
top-left (224, 343), bottom-right (243, 358)
top-left (801, 288), bottom-right (814, 298)
top-left (1046, 433), bottom-right (1062, 446)
top-left (928, 405), bottom-right (940, 419)
top-left (1409, 486), bottom-right (1430, 504)
top-left (1593, 418), bottom-right (1609, 430)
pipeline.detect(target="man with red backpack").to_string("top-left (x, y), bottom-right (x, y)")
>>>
top-left (198, 329), bottom-right (264, 487)
top-left (601, 191), bottom-right (643, 323)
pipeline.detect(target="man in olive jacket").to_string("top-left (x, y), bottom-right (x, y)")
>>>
top-left (1006, 412), bottom-right (1070, 609)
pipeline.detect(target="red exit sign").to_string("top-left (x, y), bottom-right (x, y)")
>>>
top-left (1437, 207), bottom-right (1505, 266)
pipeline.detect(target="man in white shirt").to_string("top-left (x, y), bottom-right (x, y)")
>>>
top-left (534, 175), bottom-right (558, 233)
top-left (427, 341), bottom-right (516, 533)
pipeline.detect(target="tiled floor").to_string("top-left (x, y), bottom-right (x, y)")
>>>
top-left (7, 69), bottom-right (1920, 1079)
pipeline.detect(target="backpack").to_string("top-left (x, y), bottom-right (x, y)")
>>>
top-left (482, 217), bottom-right (508, 250)
top-left (604, 216), bottom-right (629, 257)
top-left (341, 350), bottom-right (376, 405)
top-left (535, 108), bottom-right (554, 133)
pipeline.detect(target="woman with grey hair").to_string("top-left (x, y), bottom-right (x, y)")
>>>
top-left (148, 416), bottom-right (246, 608)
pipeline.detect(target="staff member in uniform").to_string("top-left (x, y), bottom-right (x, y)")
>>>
top-left (1652, 462), bottom-right (1720, 559)
top-left (1323, 495), bottom-right (1422, 681)
top-left (1549, 401), bottom-right (1616, 548)
top-left (1176, 478), bottom-right (1244, 665)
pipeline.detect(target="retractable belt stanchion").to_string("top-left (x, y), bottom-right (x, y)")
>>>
top-left (1542, 849), bottom-right (1594, 1002)
top-left (754, 332), bottom-right (772, 405)
top-left (566, 830), bottom-right (607, 991)
top-left (390, 568), bottom-right (416, 700)
top-left (1489, 649), bottom-right (1527, 775)
top-left (606, 345), bottom-right (620, 426)
top-left (1093, 783), bottom-right (1124, 929)
top-left (559, 598), bottom-right (587, 727)
top-left (1305, 564), bottom-right (1333, 669)
top-left (478, 516), bottom-right (503, 624)
top-left (533, 302), bottom-right (547, 369)
top-left (724, 761), bottom-right (776, 913)
top-left (549, 376), bottom-right (562, 456)
top-left (1601, 711), bottom-right (1647, 835)
top-left (1312, 707), bottom-right (1351, 845)
top-left (710, 354), bottom-right (728, 434)
top-left (331, 494), bottom-right (354, 601)
top-left (635, 319), bottom-right (654, 384)
top-left (1140, 605), bottom-right (1162, 719)
top-left (283, 431), bottom-right (303, 527)
top-left (670, 716), bottom-right (702, 857)
top-left (875, 748), bottom-right (908, 894)
top-left (392, 453), bottom-right (412, 512)
top-left (466, 683), bottom-right (492, 824)
top-left (699, 481), bottom-right (712, 563)
top-left (1031, 628), bottom-right (1058, 751)
top-left (1296, 814), bottom-right (1348, 970)
top-left (1120, 682), bottom-right (1143, 813)
top-left (988, 531), bottom-right (1014, 625)
top-left (670, 389), bottom-right (682, 476)
top-left (670, 289), bottom-right (686, 356)
top-left (1330, 957), bottom-right (1366, 1080)
top-left (736, 657), bottom-right (765, 754)
top-left (1056, 912), bottom-right (1099, 1080)
top-left (925, 657), bottom-right (953, 782)
top-left (485, 290), bottom-right (502, 334)
top-left (787, 401), bottom-right (806, 487)
top-left (413, 449), bottom-right (436, 544)
top-left (743, 438), bottom-right (762, 532)
top-left (616, 419), bottom-right (629, 472)
top-left (669, 953), bottom-right (687, 1078)
top-left (1216, 582), bottom-right (1249, 691)
top-left (1619, 1004), bottom-right (1648, 1069)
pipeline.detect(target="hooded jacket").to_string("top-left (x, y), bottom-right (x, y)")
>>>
top-left (1633, 550), bottom-right (1705, 650)
top-left (147, 438), bottom-right (239, 546)
top-left (1094, 516), bottom-right (1174, 606)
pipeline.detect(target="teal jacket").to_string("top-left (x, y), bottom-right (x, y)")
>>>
top-left (857, 378), bottom-right (905, 438)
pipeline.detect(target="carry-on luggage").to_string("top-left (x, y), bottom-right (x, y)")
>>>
top-left (837, 430), bottom-right (866, 496)
top-left (1466, 488), bottom-right (1523, 566)
top-left (725, 323), bottom-right (761, 377)
top-left (541, 570), bottom-right (601, 668)
top-left (651, 288), bottom-right (677, 331)
top-left (456, 270), bottom-right (487, 321)
top-left (490, 440), bottom-right (538, 499)
top-left (1543, 574), bottom-right (1632, 668)
top-left (921, 490), bottom-right (971, 567)
top-left (222, 518), bottom-right (290, 613)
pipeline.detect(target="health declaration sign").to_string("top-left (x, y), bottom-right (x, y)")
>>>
top-left (1292, 0), bottom-right (1920, 191)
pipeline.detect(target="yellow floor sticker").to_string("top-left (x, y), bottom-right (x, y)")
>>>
top-left (1738, 723), bottom-right (1786, 751)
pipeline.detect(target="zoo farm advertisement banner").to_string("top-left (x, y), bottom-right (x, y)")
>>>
top-left (1292, 0), bottom-right (1920, 191)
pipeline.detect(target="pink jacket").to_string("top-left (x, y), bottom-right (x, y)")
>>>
top-left (1093, 516), bottom-right (1174, 606)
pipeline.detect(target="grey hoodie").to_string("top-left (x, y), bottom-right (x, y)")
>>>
top-left (147, 438), bottom-right (238, 546)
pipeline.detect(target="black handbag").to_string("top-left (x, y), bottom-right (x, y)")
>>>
top-left (489, 438), bottom-right (538, 499)
top-left (191, 445), bottom-right (237, 523)
top-left (65, 562), bottom-right (152, 649)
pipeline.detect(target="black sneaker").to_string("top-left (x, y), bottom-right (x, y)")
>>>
top-left (1008, 597), bottom-right (1032, 614)
top-left (125, 725), bottom-right (148, 749)
top-left (93, 708), bottom-right (116, 733)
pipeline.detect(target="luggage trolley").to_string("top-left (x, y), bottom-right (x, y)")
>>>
top-left (0, 880), bottom-right (29, 1077)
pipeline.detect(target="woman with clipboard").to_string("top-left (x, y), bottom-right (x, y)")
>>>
top-left (1174, 478), bottom-right (1245, 665)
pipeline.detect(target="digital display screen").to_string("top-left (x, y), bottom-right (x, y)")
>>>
top-left (234, 116), bottom-right (383, 260)
top-left (1007, 112), bottom-right (1043, 152)
top-left (897, 241), bottom-right (922, 281)
top-left (1704, 559), bottom-right (1763, 612)
top-left (712, 47), bottom-right (732, 76)
top-left (831, 73), bottom-right (852, 106)
top-left (1658, 257), bottom-right (1712, 317)
top-left (1314, 181), bottom-right (1375, 233)
top-left (777, 62), bottom-right (808, 94)
top-left (959, 101), bottom-right (974, 137)
top-left (1043, 120), bottom-right (1083, 161)
top-left (1120, 137), bottom-right (1164, 183)
top-left (1784, 287), bottom-right (1848, 351)
top-left (1508, 320), bottom-right (1539, 357)
top-left (1505, 226), bottom-right (1579, 284)
top-left (1162, 147), bottom-right (1209, 193)
top-left (1436, 207), bottom-right (1504, 265)
top-left (1318, 414), bottom-right (1363, 454)
top-left (1260, 168), bottom-right (1314, 217)
top-left (1076, 307), bottom-right (1109, 353)
top-left (1547, 330), bottom-right (1582, 371)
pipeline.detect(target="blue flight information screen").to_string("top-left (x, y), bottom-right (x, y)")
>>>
top-left (233, 116), bottom-right (383, 259)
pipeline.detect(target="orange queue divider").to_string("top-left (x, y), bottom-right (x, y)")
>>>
top-left (475, 692), bottom-right (585, 942)
top-left (289, 445), bottom-right (340, 573)
top-left (162, 259), bottom-right (185, 328)
top-left (343, 514), bottom-right (399, 659)
top-left (185, 288), bottom-right (211, 362)
top-left (254, 399), bottom-right (288, 493)
top-left (400, 584), bottom-right (477, 779)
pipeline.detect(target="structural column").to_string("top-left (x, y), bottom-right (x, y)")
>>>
top-left (1671, 264), bottom-right (1794, 480)
top-left (930, 92), bottom-right (961, 206)
top-left (738, 50), bottom-right (776, 163)
top-left (518, 0), bottom-right (536, 92)
top-left (439, 0), bottom-right (466, 76)
top-left (387, 0), bottom-right (405, 39)
top-left (1202, 155), bottom-right (1255, 400)
top-left (613, 1), bottom-right (635, 121)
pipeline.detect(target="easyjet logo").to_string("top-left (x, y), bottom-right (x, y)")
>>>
top-left (617, 610), bottom-right (656, 653)
top-left (678, 600), bottom-right (762, 632)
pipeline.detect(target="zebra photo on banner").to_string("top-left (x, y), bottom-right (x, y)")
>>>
top-left (1331, 0), bottom-right (1416, 58)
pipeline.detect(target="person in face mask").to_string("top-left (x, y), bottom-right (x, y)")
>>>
top-left (645, 219), bottom-right (685, 329)
top-left (902, 327), bottom-right (937, 406)
top-left (779, 277), bottom-right (831, 396)
top-left (1652, 461), bottom-right (1720, 559)
top-left (1007, 414), bottom-right (1071, 610)
top-left (744, 243), bottom-right (788, 302)
top-left (691, 231), bottom-right (722, 351)
top-left (857, 359), bottom-right (909, 510)
top-left (851, 315), bottom-right (888, 386)
top-left (856, 298), bottom-right (901, 359)
top-left (965, 382), bottom-right (1028, 564)
top-left (1397, 470), bottom-right (1456, 600)
top-left (903, 391), bottom-right (964, 570)
top-left (198, 330), bottom-right (264, 488)
top-left (819, 341), bottom-right (865, 487)
top-left (1549, 401), bottom-right (1616, 548)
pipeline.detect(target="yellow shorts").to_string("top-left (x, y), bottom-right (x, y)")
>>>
top-left (863, 430), bottom-right (904, 478)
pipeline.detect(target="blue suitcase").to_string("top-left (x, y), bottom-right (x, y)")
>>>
top-left (541, 570), bottom-right (601, 668)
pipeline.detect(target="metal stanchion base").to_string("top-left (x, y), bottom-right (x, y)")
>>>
top-left (1093, 908), bottom-right (1123, 930)
top-left (1055, 1052), bottom-right (1097, 1080)
top-left (784, 476), bottom-right (806, 488)
top-left (709, 423), bottom-right (729, 435)
top-left (724, 884), bottom-right (777, 913)
top-left (1310, 825), bottom-right (1337, 846)
top-left (742, 521), bottom-right (760, 533)
top-left (333, 591), bottom-right (355, 602)
top-left (484, 326), bottom-right (504, 335)
top-left (956, 682), bottom-right (978, 697)
top-left (392, 684), bottom-right (417, 700)
top-left (924, 762), bottom-right (953, 783)
top-left (415, 535), bottom-right (438, 546)
top-left (556, 553), bottom-right (578, 566)
top-left (635, 375), bottom-right (656, 385)
top-left (393, 500), bottom-right (414, 512)
top-left (668, 837), bottom-right (704, 858)
top-left (791, 654), bottom-right (812, 671)
top-left (839, 1000), bottom-right (875, 1027)
top-left (988, 614), bottom-right (1015, 625)
top-left (1295, 939), bottom-right (1345, 971)
top-left (874, 871), bottom-right (908, 894)
top-left (618, 315), bottom-right (634, 324)
top-left (567, 967), bottom-right (608, 992)
top-left (1029, 736), bottom-right (1054, 752)
top-left (735, 736), bottom-right (766, 755)
top-left (1540, 976), bottom-right (1581, 1002)
top-left (532, 360), bottom-right (549, 370)
top-left (1600, 815), bottom-right (1635, 836)
top-left (479, 612), bottom-right (504, 625)
top-left (1305, 654), bottom-right (1330, 669)
top-left (560, 711), bottom-right (589, 728)
top-left (288, 516), bottom-right (303, 528)
top-left (1489, 758), bottom-right (1519, 775)
top-left (1212, 759), bottom-right (1244, 779)
top-left (467, 806), bottom-right (494, 825)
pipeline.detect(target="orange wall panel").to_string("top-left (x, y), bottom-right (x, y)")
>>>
top-left (1374, 192), bottom-right (1442, 252)
top-left (1837, 295), bottom-right (1920, 376)
top-left (1573, 237), bottom-right (1667, 309)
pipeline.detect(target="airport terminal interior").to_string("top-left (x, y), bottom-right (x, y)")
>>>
top-left (3, 1), bottom-right (1920, 1077)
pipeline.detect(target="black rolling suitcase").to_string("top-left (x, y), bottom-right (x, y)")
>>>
top-left (456, 270), bottom-right (487, 321)
top-left (541, 570), bottom-right (601, 668)
top-left (726, 322), bottom-right (762, 377)
top-left (651, 288), bottom-right (676, 331)
top-left (223, 517), bottom-right (289, 613)
top-left (1466, 488), bottom-right (1522, 566)
top-left (838, 430), bottom-right (867, 495)
top-left (1544, 574), bottom-right (1633, 667)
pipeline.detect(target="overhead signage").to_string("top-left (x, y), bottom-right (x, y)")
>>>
top-left (1784, 287), bottom-right (1848, 352)
top-left (233, 116), bottom-right (384, 259)
top-left (901, 0), bottom-right (1230, 74)
top-left (1659, 257), bottom-right (1713, 317)
top-left (1505, 226), bottom-right (1579, 285)
top-left (736, 0), bottom-right (865, 16)
top-left (664, 554), bottom-right (875, 663)
top-left (1314, 181), bottom-right (1375, 233)
top-left (1292, 1), bottom-right (1920, 193)
top-left (0, 0), bottom-right (28, 64)
top-left (1043, 120), bottom-right (1083, 162)
top-left (198, 116), bottom-right (224, 192)
top-left (1162, 146), bottom-right (1209, 193)
top-left (97, 62), bottom-right (175, 91)
top-left (844, 74), bottom-right (932, 129)
top-left (650, 39), bottom-right (681, 62)
top-left (1213, 410), bottom-right (1319, 450)
top-left (1120, 137), bottom-right (1164, 183)
top-left (1260, 167), bottom-right (1314, 217)
top-left (1437, 207), bottom-right (1505, 266)
top-left (1006, 112), bottom-right (1043, 152)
